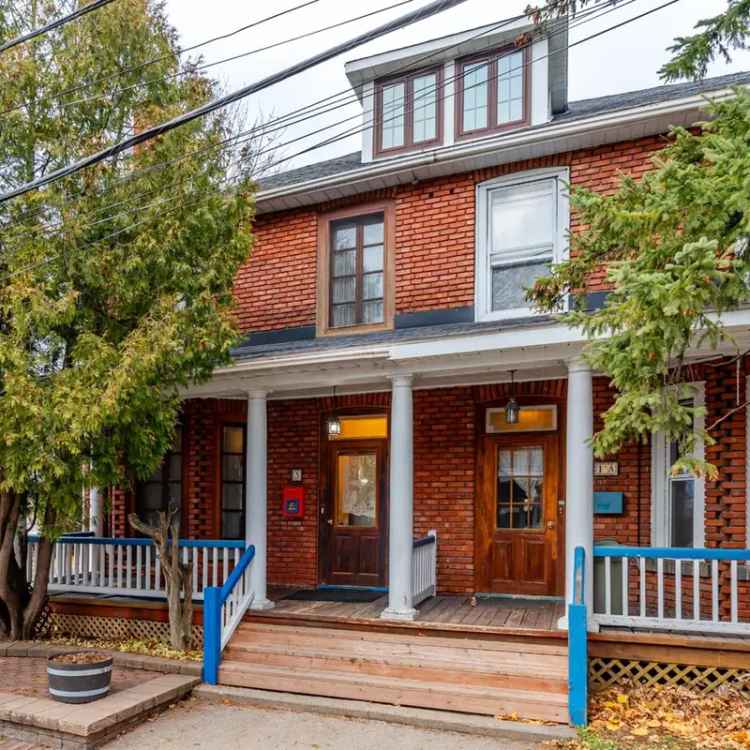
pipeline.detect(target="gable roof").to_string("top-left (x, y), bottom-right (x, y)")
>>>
top-left (259, 70), bottom-right (750, 195)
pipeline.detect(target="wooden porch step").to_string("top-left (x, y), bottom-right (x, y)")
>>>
top-left (221, 621), bottom-right (568, 723)
top-left (217, 661), bottom-right (568, 723)
top-left (224, 639), bottom-right (567, 684)
top-left (223, 642), bottom-right (565, 693)
top-left (235, 621), bottom-right (568, 655)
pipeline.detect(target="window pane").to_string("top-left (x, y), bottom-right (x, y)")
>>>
top-left (381, 82), bottom-right (405, 150)
top-left (363, 218), bottom-right (384, 245)
top-left (335, 453), bottom-right (377, 528)
top-left (333, 224), bottom-right (356, 250)
top-left (168, 454), bottom-right (181, 481)
top-left (462, 62), bottom-right (488, 132)
top-left (222, 455), bottom-right (243, 482)
top-left (363, 244), bottom-right (384, 273)
top-left (497, 51), bottom-right (524, 125)
top-left (490, 179), bottom-right (556, 257)
top-left (142, 483), bottom-right (163, 511)
top-left (332, 303), bottom-right (356, 327)
top-left (223, 426), bottom-right (244, 454)
top-left (362, 272), bottom-right (383, 300)
top-left (491, 260), bottom-right (551, 312)
top-left (333, 276), bottom-right (356, 304)
top-left (413, 73), bottom-right (437, 142)
top-left (333, 249), bottom-right (356, 277)
top-left (167, 481), bottom-right (181, 508)
top-left (222, 512), bottom-right (242, 540)
top-left (670, 479), bottom-right (694, 547)
top-left (363, 300), bottom-right (384, 324)
top-left (223, 483), bottom-right (244, 512)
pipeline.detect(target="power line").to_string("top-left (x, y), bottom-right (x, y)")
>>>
top-left (4, 0), bottom-right (649, 242)
top-left (45, 0), bottom-right (418, 116)
top-left (0, 0), bottom-right (323, 117)
top-left (2, 0), bottom-right (622, 233)
top-left (0, 0), bottom-right (118, 55)
top-left (0, 0), bottom-right (471, 205)
top-left (2, 0), bottom-right (681, 282)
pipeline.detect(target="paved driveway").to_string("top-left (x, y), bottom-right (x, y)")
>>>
top-left (105, 700), bottom-right (543, 749)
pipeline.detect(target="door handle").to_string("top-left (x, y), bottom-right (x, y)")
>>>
top-left (547, 520), bottom-right (556, 530)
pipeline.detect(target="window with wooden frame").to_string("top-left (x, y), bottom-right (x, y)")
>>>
top-left (135, 425), bottom-right (183, 529)
top-left (316, 203), bottom-right (395, 336)
top-left (456, 45), bottom-right (529, 139)
top-left (374, 67), bottom-right (442, 156)
top-left (221, 424), bottom-right (246, 540)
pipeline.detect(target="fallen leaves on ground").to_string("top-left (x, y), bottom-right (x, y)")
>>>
top-left (550, 682), bottom-right (750, 750)
top-left (40, 635), bottom-right (202, 661)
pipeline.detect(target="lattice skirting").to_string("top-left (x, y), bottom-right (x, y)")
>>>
top-left (590, 657), bottom-right (750, 695)
top-left (49, 612), bottom-right (203, 648)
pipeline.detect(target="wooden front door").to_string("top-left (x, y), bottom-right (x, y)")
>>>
top-left (321, 440), bottom-right (387, 587)
top-left (478, 433), bottom-right (561, 595)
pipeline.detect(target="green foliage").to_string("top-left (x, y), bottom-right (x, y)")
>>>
top-left (529, 91), bottom-right (750, 474)
top-left (0, 0), bottom-right (254, 535)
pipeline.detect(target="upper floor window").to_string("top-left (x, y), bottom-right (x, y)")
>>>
top-left (457, 47), bottom-right (528, 138)
top-left (316, 203), bottom-right (394, 336)
top-left (375, 68), bottom-right (442, 156)
top-left (652, 386), bottom-right (705, 548)
top-left (475, 168), bottom-right (569, 321)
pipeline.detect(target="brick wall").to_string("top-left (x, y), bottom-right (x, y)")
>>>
top-left (235, 135), bottom-right (665, 333)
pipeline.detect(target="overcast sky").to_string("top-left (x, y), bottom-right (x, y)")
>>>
top-left (163, 0), bottom-right (750, 171)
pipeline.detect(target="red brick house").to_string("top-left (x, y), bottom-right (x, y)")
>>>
top-left (40, 16), bottom-right (750, 724)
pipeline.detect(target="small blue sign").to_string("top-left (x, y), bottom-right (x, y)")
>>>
top-left (594, 491), bottom-right (623, 515)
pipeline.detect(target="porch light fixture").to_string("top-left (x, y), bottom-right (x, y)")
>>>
top-left (327, 386), bottom-right (342, 437)
top-left (505, 370), bottom-right (520, 425)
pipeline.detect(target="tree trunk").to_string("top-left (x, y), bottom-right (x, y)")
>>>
top-left (129, 510), bottom-right (193, 650)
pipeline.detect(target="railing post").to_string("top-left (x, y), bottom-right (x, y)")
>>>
top-left (568, 546), bottom-right (588, 727)
top-left (203, 585), bottom-right (222, 685)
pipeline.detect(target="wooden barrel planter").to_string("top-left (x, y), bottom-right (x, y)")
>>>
top-left (47, 652), bottom-right (113, 704)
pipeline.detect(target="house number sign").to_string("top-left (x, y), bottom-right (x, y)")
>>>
top-left (594, 461), bottom-right (619, 477)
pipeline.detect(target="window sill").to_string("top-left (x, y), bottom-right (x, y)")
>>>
top-left (316, 321), bottom-right (394, 338)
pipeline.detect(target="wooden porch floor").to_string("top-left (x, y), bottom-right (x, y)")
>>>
top-left (256, 588), bottom-right (566, 636)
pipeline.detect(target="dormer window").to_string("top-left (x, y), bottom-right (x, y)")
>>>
top-left (457, 46), bottom-right (528, 139)
top-left (374, 68), bottom-right (442, 156)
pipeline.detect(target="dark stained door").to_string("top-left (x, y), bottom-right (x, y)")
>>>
top-left (478, 433), bottom-right (560, 596)
top-left (322, 440), bottom-right (387, 587)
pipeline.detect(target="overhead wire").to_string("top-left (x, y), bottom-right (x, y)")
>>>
top-left (1, 0), bottom-right (640, 238)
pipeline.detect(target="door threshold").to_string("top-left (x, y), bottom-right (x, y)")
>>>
top-left (475, 593), bottom-right (563, 602)
top-left (318, 584), bottom-right (388, 593)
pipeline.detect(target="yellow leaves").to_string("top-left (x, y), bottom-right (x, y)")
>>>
top-left (586, 683), bottom-right (750, 750)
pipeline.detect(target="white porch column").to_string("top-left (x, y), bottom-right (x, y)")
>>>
top-left (246, 389), bottom-right (274, 610)
top-left (562, 357), bottom-right (594, 625)
top-left (89, 487), bottom-right (104, 536)
top-left (381, 374), bottom-right (417, 621)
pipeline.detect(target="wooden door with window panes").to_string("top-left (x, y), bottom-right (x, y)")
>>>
top-left (478, 433), bottom-right (560, 595)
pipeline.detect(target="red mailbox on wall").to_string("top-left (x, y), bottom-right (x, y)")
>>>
top-left (282, 485), bottom-right (305, 518)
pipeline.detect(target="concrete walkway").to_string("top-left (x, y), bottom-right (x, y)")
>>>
top-left (106, 700), bottom-right (546, 749)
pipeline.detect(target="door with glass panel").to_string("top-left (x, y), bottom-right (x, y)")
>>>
top-left (323, 441), bottom-right (386, 587)
top-left (481, 434), bottom-right (560, 595)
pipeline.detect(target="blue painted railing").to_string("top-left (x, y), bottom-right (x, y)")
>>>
top-left (593, 546), bottom-right (750, 635)
top-left (203, 544), bottom-right (256, 685)
top-left (27, 535), bottom-right (246, 601)
top-left (568, 546), bottom-right (588, 728)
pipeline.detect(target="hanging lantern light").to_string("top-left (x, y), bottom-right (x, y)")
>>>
top-left (327, 385), bottom-right (342, 436)
top-left (505, 370), bottom-right (520, 425)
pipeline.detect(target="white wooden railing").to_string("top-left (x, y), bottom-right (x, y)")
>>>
top-left (412, 529), bottom-right (437, 607)
top-left (593, 546), bottom-right (750, 636)
top-left (27, 536), bottom-right (246, 601)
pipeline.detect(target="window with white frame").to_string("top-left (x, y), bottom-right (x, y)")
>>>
top-left (651, 383), bottom-right (705, 548)
top-left (475, 168), bottom-right (569, 321)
